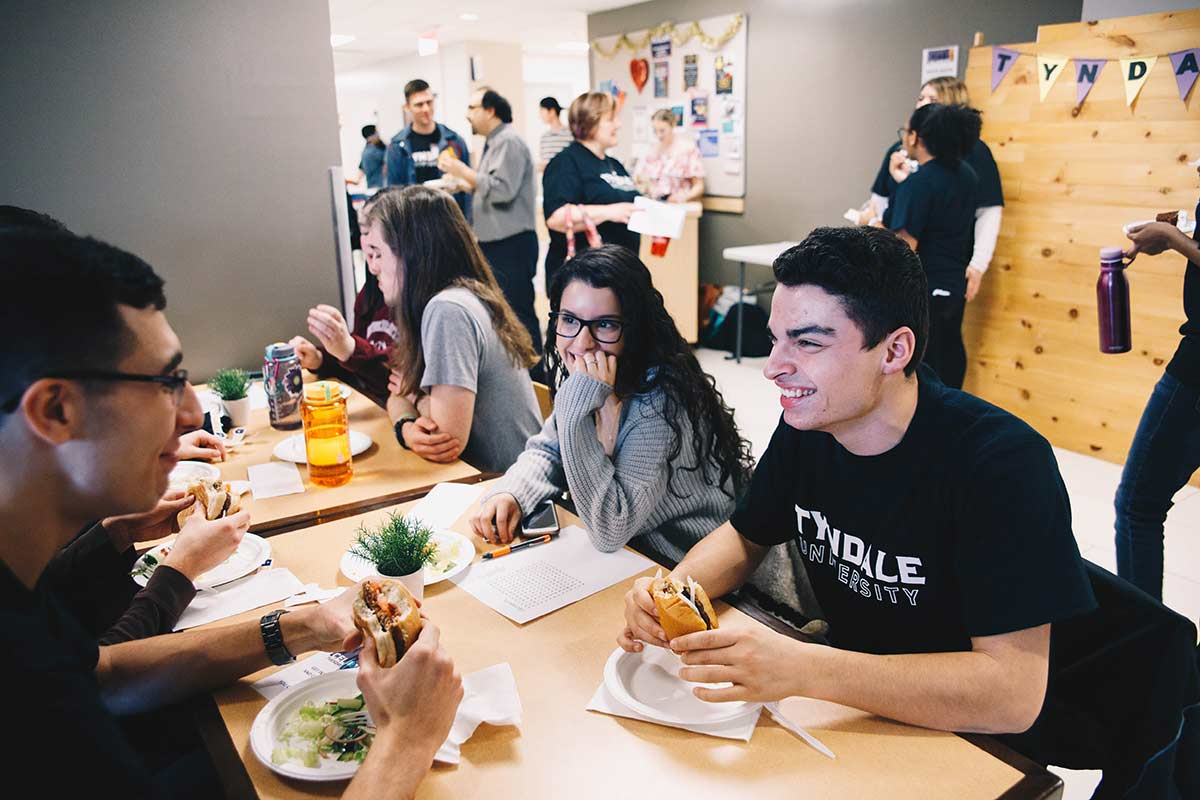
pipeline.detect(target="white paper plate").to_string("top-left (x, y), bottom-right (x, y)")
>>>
top-left (273, 430), bottom-right (373, 464)
top-left (131, 533), bottom-right (270, 589)
top-left (250, 670), bottom-right (364, 782)
top-left (1124, 216), bottom-right (1196, 236)
top-left (339, 529), bottom-right (475, 586)
top-left (168, 461), bottom-right (221, 491)
top-left (602, 646), bottom-right (758, 726)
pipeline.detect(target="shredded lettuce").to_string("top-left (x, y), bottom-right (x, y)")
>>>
top-left (271, 694), bottom-right (373, 769)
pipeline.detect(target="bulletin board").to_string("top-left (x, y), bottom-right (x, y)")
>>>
top-left (589, 13), bottom-right (747, 198)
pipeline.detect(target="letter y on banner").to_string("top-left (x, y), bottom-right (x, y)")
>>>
top-left (1120, 57), bottom-right (1157, 106)
top-left (1037, 55), bottom-right (1069, 101)
top-left (991, 47), bottom-right (1020, 93)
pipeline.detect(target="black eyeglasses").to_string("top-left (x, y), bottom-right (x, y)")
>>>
top-left (550, 312), bottom-right (624, 344)
top-left (1, 368), bottom-right (190, 413)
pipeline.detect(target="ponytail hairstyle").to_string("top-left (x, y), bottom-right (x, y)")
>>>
top-left (546, 245), bottom-right (754, 498)
top-left (907, 103), bottom-right (982, 169)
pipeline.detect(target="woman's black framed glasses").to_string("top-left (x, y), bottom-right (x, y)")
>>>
top-left (1, 368), bottom-right (190, 413)
top-left (549, 312), bottom-right (625, 344)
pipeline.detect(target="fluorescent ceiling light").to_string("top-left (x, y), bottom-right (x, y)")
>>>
top-left (556, 41), bottom-right (590, 52)
top-left (330, 34), bottom-right (356, 48)
top-left (418, 33), bottom-right (439, 56)
top-left (459, 12), bottom-right (479, 21)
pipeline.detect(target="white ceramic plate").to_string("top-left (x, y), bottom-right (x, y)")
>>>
top-left (339, 529), bottom-right (475, 587)
top-left (250, 670), bottom-right (364, 782)
top-left (273, 430), bottom-right (373, 464)
top-left (602, 646), bottom-right (758, 726)
top-left (131, 533), bottom-right (270, 589)
top-left (168, 461), bottom-right (221, 491)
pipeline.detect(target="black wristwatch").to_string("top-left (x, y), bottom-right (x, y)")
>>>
top-left (394, 415), bottom-right (418, 449)
top-left (260, 609), bottom-right (295, 666)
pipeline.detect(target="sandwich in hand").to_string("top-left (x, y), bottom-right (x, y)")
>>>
top-left (176, 479), bottom-right (246, 526)
top-left (650, 569), bottom-right (719, 640)
top-left (1156, 210), bottom-right (1181, 227)
top-left (352, 578), bottom-right (423, 668)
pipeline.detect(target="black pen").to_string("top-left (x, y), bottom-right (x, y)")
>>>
top-left (482, 532), bottom-right (558, 559)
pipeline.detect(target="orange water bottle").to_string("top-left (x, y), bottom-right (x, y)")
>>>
top-left (302, 381), bottom-right (353, 487)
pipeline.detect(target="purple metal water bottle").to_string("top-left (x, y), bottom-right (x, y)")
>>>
top-left (1096, 246), bottom-right (1131, 354)
top-left (263, 342), bottom-right (303, 430)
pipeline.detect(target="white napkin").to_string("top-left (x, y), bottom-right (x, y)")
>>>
top-left (627, 196), bottom-right (686, 238)
top-left (586, 683), bottom-right (761, 741)
top-left (247, 461), bottom-right (305, 499)
top-left (407, 482), bottom-right (485, 529)
top-left (284, 584), bottom-right (347, 607)
top-left (173, 568), bottom-right (305, 630)
top-left (248, 381), bottom-right (269, 410)
top-left (435, 662), bottom-right (523, 764)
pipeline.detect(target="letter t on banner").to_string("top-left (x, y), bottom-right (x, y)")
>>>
top-left (991, 47), bottom-right (1020, 92)
top-left (1074, 59), bottom-right (1106, 106)
top-left (1037, 55), bottom-right (1069, 101)
top-left (1169, 49), bottom-right (1200, 102)
top-left (1120, 57), bottom-right (1157, 106)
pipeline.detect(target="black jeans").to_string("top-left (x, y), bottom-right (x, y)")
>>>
top-left (480, 230), bottom-right (542, 355)
top-left (924, 292), bottom-right (966, 389)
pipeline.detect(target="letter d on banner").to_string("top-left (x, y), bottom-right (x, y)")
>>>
top-left (1037, 54), bottom-right (1069, 101)
top-left (1120, 57), bottom-right (1157, 105)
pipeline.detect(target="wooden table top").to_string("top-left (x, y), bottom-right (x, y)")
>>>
top-left (203, 385), bottom-right (481, 536)
top-left (203, 483), bottom-right (1054, 800)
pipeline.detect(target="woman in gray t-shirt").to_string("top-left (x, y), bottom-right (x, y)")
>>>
top-left (363, 185), bottom-right (541, 473)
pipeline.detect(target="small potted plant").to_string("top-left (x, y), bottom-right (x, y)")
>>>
top-left (212, 368), bottom-right (251, 427)
top-left (350, 512), bottom-right (437, 602)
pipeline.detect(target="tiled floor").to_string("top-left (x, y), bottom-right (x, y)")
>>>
top-left (695, 346), bottom-right (1200, 800)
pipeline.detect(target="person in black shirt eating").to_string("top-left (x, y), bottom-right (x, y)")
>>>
top-left (887, 102), bottom-right (980, 389)
top-left (618, 226), bottom-right (1095, 735)
top-left (542, 91), bottom-right (640, 294)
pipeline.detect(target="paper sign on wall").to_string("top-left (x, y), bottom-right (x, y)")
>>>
top-left (715, 55), bottom-right (734, 94)
top-left (920, 45), bottom-right (958, 84)
top-left (698, 129), bottom-right (719, 158)
top-left (991, 47), bottom-right (1020, 92)
top-left (1036, 54), bottom-right (1069, 101)
top-left (683, 55), bottom-right (698, 89)
top-left (1169, 48), bottom-right (1200, 102)
top-left (1120, 57), bottom-right (1157, 105)
top-left (651, 35), bottom-right (671, 58)
top-left (691, 94), bottom-right (709, 126)
top-left (653, 61), bottom-right (669, 98)
top-left (670, 105), bottom-right (684, 126)
top-left (1074, 58), bottom-right (1106, 105)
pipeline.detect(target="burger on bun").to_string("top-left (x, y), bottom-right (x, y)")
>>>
top-left (352, 578), bottom-right (423, 668)
top-left (650, 569), bottom-right (718, 640)
top-left (176, 479), bottom-right (247, 527)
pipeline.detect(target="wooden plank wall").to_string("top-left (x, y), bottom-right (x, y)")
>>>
top-left (962, 10), bottom-right (1200, 480)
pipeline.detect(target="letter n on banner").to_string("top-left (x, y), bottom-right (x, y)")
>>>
top-left (1169, 48), bottom-right (1200, 102)
top-left (1074, 59), bottom-right (1105, 106)
top-left (1120, 57), bottom-right (1157, 106)
top-left (1037, 55), bottom-right (1069, 101)
top-left (991, 47), bottom-right (1020, 93)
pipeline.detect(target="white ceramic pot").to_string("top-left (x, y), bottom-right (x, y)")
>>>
top-left (377, 564), bottom-right (424, 603)
top-left (224, 396), bottom-right (251, 428)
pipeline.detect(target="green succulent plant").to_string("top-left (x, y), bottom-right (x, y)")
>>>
top-left (211, 368), bottom-right (250, 401)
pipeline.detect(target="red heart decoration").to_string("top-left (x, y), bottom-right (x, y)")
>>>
top-left (630, 58), bottom-right (649, 93)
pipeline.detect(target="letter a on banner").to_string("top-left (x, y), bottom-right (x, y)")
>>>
top-left (991, 47), bottom-right (1020, 92)
top-left (1074, 59), bottom-right (1106, 105)
top-left (1120, 57), bottom-right (1157, 105)
top-left (1169, 48), bottom-right (1200, 102)
top-left (1037, 55), bottom-right (1069, 101)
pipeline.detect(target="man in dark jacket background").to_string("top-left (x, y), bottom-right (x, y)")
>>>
top-left (385, 78), bottom-right (471, 222)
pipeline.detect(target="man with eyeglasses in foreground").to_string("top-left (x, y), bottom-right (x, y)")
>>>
top-left (0, 228), bottom-right (462, 798)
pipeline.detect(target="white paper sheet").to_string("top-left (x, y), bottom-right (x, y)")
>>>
top-left (450, 525), bottom-right (653, 623)
top-left (406, 482), bottom-right (484, 529)
top-left (173, 568), bottom-right (305, 630)
top-left (248, 381), bottom-right (268, 410)
top-left (627, 196), bottom-right (686, 239)
top-left (252, 651), bottom-right (358, 700)
top-left (247, 461), bottom-right (305, 499)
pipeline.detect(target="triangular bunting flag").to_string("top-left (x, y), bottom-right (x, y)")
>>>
top-left (1120, 56), bottom-right (1157, 105)
top-left (991, 47), bottom-right (1020, 92)
top-left (1073, 59), bottom-right (1106, 105)
top-left (1037, 55), bottom-right (1069, 101)
top-left (1169, 48), bottom-right (1200, 102)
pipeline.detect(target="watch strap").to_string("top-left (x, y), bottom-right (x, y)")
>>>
top-left (260, 609), bottom-right (294, 666)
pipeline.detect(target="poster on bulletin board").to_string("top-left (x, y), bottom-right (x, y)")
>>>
top-left (589, 13), bottom-right (747, 198)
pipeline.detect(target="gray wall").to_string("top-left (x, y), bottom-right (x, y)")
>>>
top-left (589, 0), bottom-right (1083, 286)
top-left (0, 0), bottom-right (343, 380)
top-left (1082, 0), bottom-right (1197, 19)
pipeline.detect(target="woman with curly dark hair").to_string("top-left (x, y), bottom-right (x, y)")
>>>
top-left (471, 244), bottom-right (754, 563)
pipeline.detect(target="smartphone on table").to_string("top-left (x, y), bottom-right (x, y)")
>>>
top-left (520, 500), bottom-right (560, 537)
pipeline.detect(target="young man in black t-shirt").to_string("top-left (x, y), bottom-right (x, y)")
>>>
top-left (619, 226), bottom-right (1095, 735)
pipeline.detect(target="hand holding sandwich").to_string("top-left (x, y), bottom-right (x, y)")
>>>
top-left (100, 490), bottom-right (196, 552)
top-left (672, 625), bottom-right (813, 704)
top-left (163, 507), bottom-right (250, 581)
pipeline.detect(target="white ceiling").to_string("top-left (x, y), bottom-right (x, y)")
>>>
top-left (328, 0), bottom-right (644, 72)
